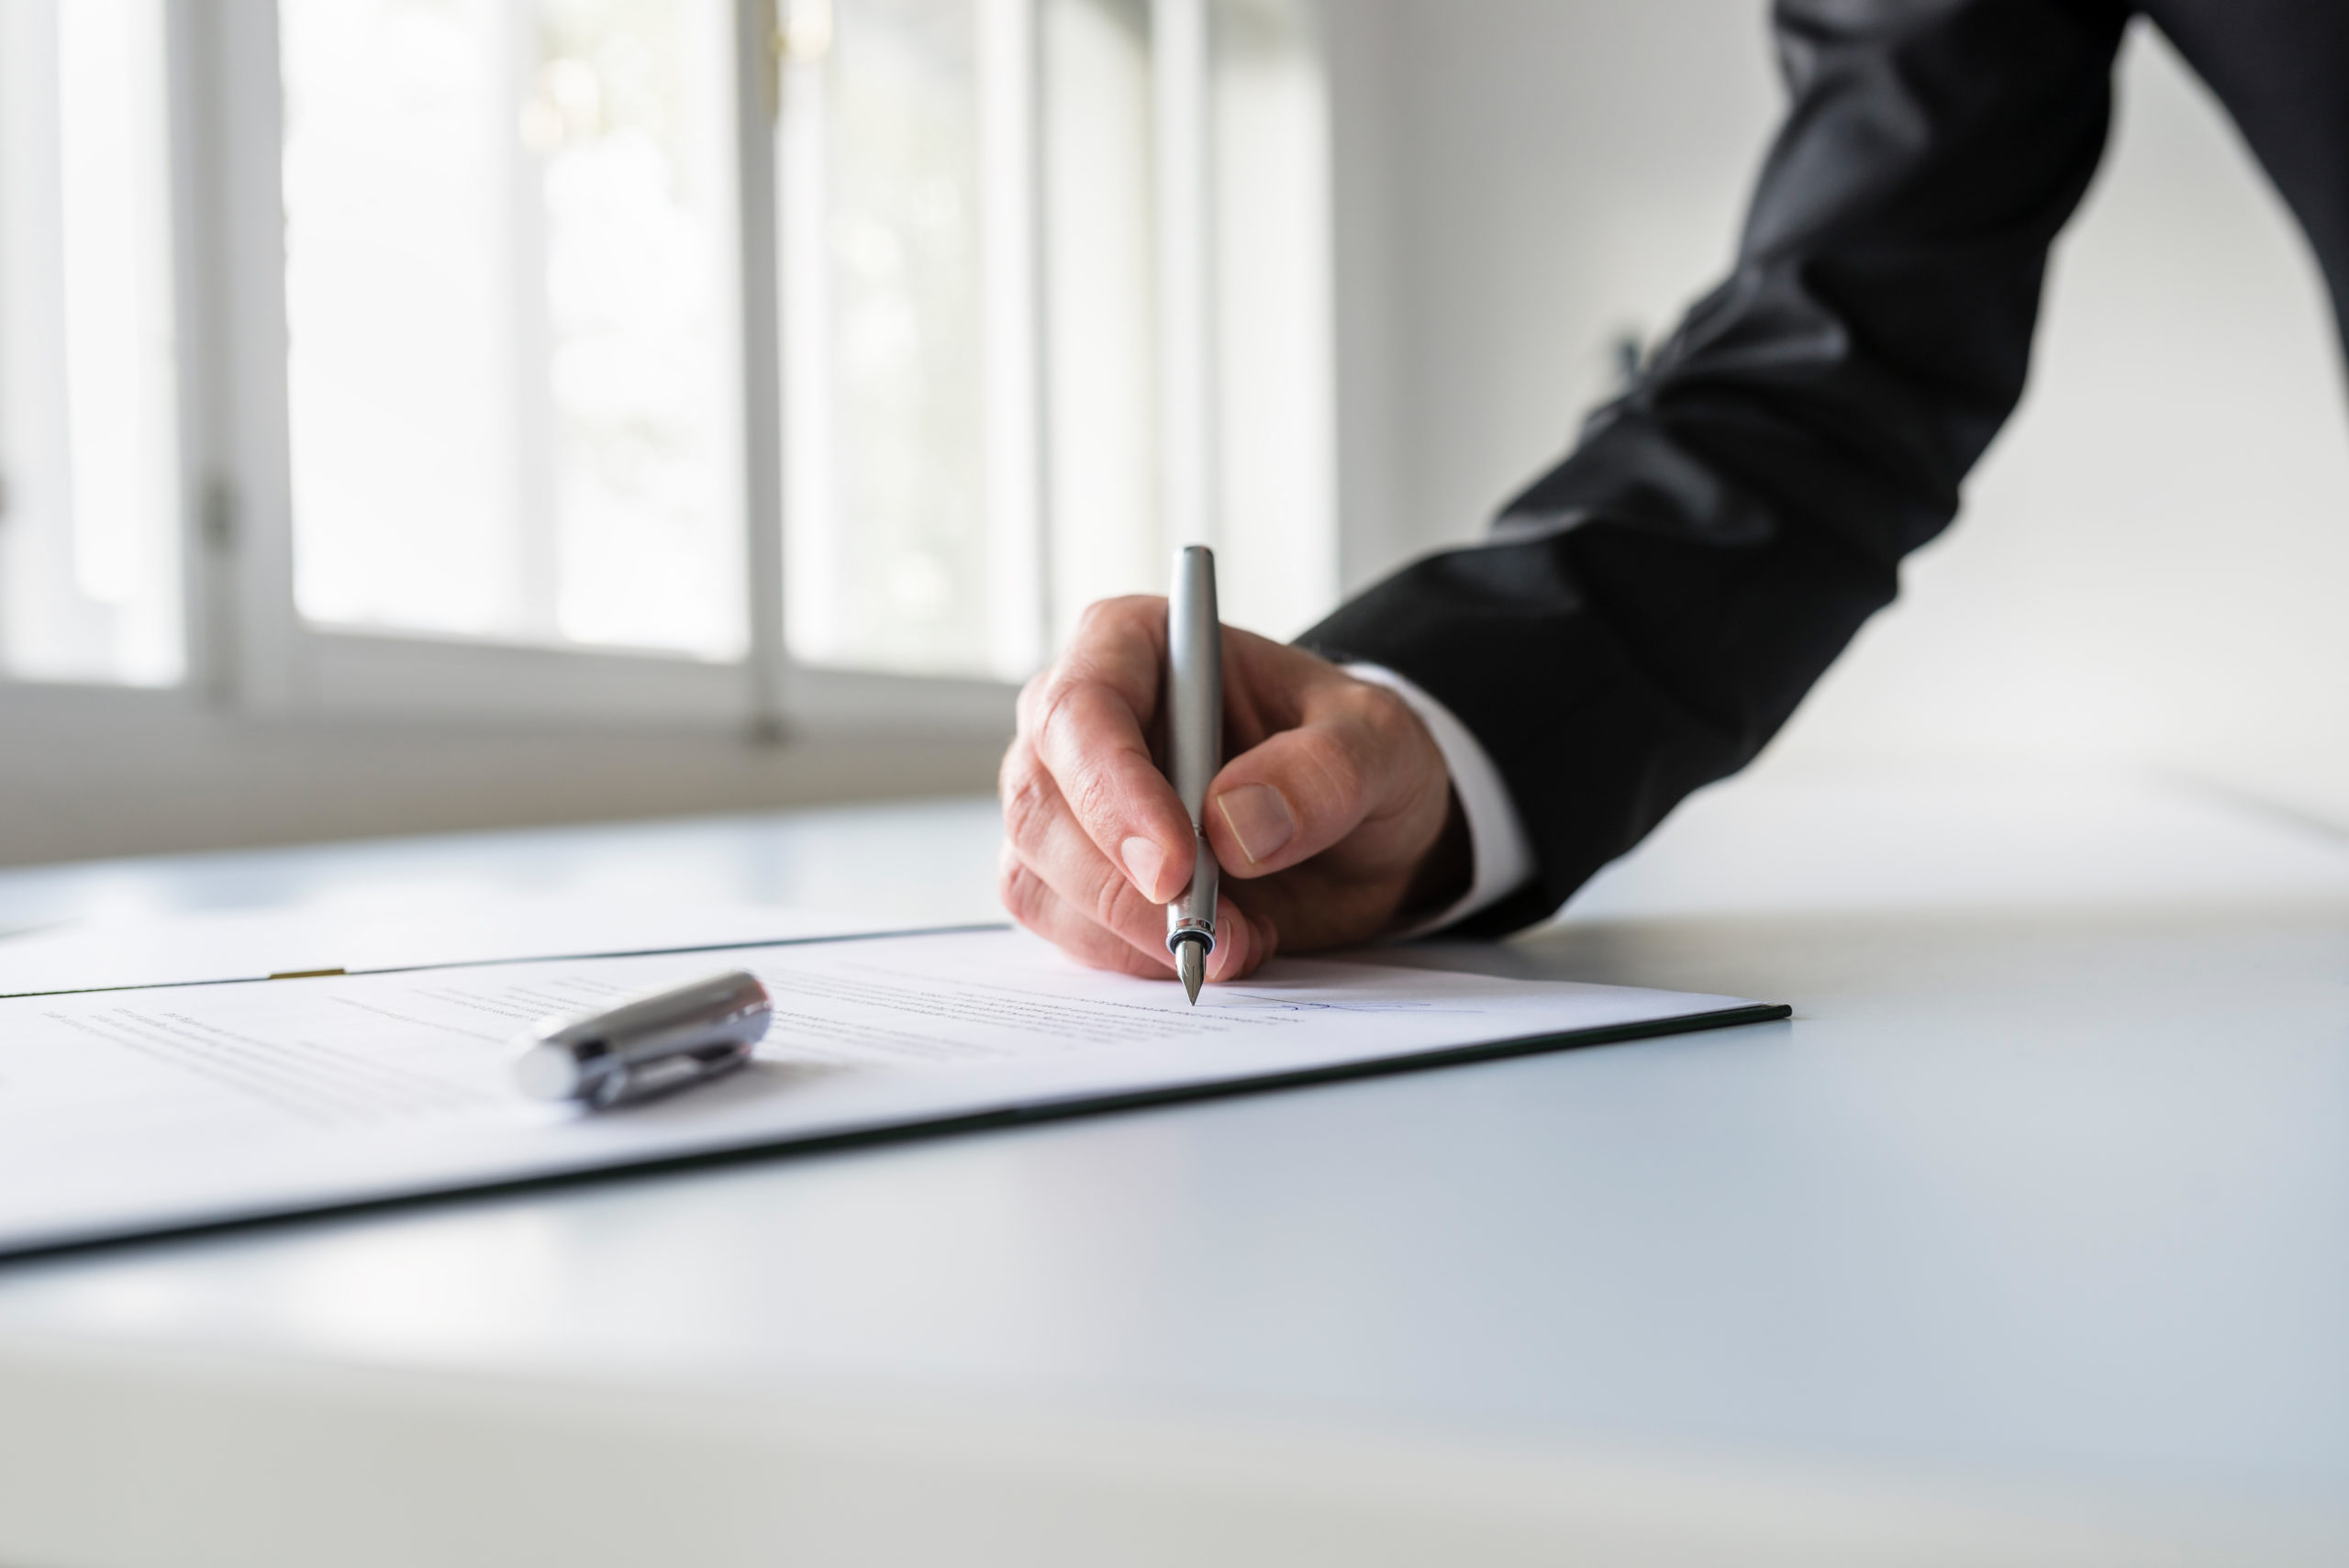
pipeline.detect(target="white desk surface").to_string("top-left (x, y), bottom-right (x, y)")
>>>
top-left (1, 766), bottom-right (2343, 1566)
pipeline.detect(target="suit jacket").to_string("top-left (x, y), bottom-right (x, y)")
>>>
top-left (1302, 0), bottom-right (2349, 936)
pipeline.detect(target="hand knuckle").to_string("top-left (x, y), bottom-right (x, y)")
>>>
top-left (1366, 685), bottom-right (1427, 751)
top-left (1072, 599), bottom-right (1114, 639)
top-left (1088, 862), bottom-right (1148, 936)
top-left (1338, 679), bottom-right (1399, 732)
top-left (1015, 670), bottom-right (1055, 732)
top-left (998, 762), bottom-right (1057, 847)
top-left (1028, 672), bottom-right (1077, 738)
top-left (996, 737), bottom-right (1030, 795)
top-left (997, 859), bottom-right (1049, 926)
top-left (1078, 595), bottom-right (1153, 636)
top-left (1064, 762), bottom-right (1121, 829)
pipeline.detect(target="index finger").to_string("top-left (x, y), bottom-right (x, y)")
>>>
top-left (1019, 598), bottom-right (1198, 906)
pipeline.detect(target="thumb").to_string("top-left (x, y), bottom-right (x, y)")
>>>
top-left (1201, 683), bottom-right (1427, 878)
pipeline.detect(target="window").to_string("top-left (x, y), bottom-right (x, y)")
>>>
top-left (279, 0), bottom-right (746, 658)
top-left (0, 0), bottom-right (183, 687)
top-left (781, 0), bottom-right (1040, 680)
top-left (782, 0), bottom-right (1338, 678)
top-left (0, 0), bottom-right (1336, 733)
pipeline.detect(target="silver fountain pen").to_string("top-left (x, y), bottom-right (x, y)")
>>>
top-left (1165, 545), bottom-right (1222, 1004)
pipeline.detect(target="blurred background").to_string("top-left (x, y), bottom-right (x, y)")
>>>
top-left (1, 0), bottom-right (2344, 868)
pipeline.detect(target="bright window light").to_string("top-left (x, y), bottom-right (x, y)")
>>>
top-left (1041, 0), bottom-right (1160, 654)
top-left (1209, 0), bottom-right (1337, 641)
top-left (279, 0), bottom-right (746, 660)
top-left (781, 0), bottom-right (1023, 680)
top-left (781, 0), bottom-right (1334, 683)
top-left (0, 0), bottom-right (184, 687)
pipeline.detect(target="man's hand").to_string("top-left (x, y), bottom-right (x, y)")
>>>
top-left (998, 596), bottom-right (1467, 983)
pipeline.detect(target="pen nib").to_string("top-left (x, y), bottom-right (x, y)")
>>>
top-left (1176, 940), bottom-right (1205, 1006)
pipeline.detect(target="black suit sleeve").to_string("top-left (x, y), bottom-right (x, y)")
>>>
top-left (1301, 0), bottom-right (2132, 935)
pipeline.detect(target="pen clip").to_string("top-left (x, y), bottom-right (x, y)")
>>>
top-left (580, 1039), bottom-right (754, 1108)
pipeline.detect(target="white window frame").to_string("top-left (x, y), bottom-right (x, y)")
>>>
top-left (4, 0), bottom-right (1329, 746)
top-left (186, 0), bottom-right (1029, 737)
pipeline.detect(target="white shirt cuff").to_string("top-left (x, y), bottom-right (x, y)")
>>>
top-left (1343, 662), bottom-right (1537, 938)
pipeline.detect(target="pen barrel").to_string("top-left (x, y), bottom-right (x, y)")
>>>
top-left (1166, 545), bottom-right (1221, 817)
top-left (1166, 545), bottom-right (1222, 951)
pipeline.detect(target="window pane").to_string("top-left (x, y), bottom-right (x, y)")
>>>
top-left (781, 0), bottom-right (1017, 678)
top-left (1210, 0), bottom-right (1336, 639)
top-left (778, 0), bottom-right (1335, 679)
top-left (1041, 0), bottom-right (1160, 654)
top-left (280, 0), bottom-right (745, 660)
top-left (0, 0), bottom-right (184, 686)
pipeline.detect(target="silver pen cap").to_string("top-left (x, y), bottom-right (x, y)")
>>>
top-left (514, 969), bottom-right (771, 1108)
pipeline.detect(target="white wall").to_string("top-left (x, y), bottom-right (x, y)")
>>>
top-left (1324, 1), bottom-right (2349, 825)
top-left (1325, 0), bottom-right (1778, 581)
top-left (0, 681), bottom-right (1007, 867)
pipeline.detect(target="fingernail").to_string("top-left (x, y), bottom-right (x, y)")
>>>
top-left (1215, 784), bottom-right (1297, 864)
top-left (1121, 836), bottom-right (1168, 899)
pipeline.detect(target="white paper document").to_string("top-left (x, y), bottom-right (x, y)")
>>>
top-left (0, 895), bottom-right (965, 998)
top-left (0, 928), bottom-right (1782, 1256)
